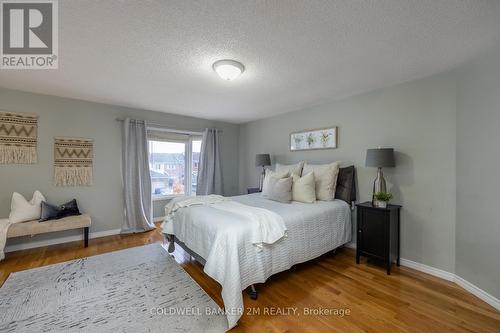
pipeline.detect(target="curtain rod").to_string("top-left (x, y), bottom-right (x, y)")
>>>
top-left (115, 117), bottom-right (219, 135)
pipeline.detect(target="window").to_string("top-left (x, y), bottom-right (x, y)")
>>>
top-left (148, 130), bottom-right (202, 199)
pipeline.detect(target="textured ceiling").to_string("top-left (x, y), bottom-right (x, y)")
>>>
top-left (1, 0), bottom-right (500, 123)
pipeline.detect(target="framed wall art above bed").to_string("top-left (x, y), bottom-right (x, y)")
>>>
top-left (290, 126), bottom-right (337, 151)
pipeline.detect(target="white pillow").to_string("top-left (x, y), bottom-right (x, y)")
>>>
top-left (8, 191), bottom-right (46, 223)
top-left (267, 176), bottom-right (293, 203)
top-left (302, 162), bottom-right (340, 201)
top-left (275, 161), bottom-right (305, 178)
top-left (262, 169), bottom-right (289, 196)
top-left (292, 172), bottom-right (316, 203)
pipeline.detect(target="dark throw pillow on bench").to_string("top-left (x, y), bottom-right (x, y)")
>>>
top-left (40, 199), bottom-right (81, 222)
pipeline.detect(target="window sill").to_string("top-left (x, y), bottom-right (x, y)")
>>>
top-left (152, 194), bottom-right (184, 201)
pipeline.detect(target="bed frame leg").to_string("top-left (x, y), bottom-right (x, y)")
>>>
top-left (166, 235), bottom-right (175, 253)
top-left (248, 285), bottom-right (258, 300)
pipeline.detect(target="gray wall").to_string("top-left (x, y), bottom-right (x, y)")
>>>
top-left (239, 72), bottom-right (458, 273)
top-left (0, 88), bottom-right (239, 247)
top-left (456, 45), bottom-right (500, 298)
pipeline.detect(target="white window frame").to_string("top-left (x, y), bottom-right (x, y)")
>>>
top-left (148, 127), bottom-right (202, 201)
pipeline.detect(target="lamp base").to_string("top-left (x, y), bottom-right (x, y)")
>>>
top-left (259, 166), bottom-right (266, 191)
top-left (372, 167), bottom-right (387, 205)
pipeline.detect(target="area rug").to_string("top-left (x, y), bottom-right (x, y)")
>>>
top-left (0, 111), bottom-right (38, 164)
top-left (54, 137), bottom-right (93, 186)
top-left (0, 244), bottom-right (227, 332)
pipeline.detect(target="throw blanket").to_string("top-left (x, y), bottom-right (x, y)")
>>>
top-left (163, 195), bottom-right (287, 247)
top-left (0, 219), bottom-right (11, 261)
top-left (209, 201), bottom-right (287, 247)
top-left (164, 194), bottom-right (230, 219)
top-left (162, 194), bottom-right (230, 235)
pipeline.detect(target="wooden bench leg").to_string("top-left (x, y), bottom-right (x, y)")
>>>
top-left (84, 227), bottom-right (89, 247)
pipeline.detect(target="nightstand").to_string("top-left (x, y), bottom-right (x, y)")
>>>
top-left (247, 187), bottom-right (261, 194)
top-left (355, 201), bottom-right (401, 275)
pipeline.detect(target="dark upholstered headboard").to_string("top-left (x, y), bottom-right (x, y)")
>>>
top-left (335, 166), bottom-right (356, 204)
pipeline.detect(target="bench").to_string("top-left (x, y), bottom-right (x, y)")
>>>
top-left (7, 214), bottom-right (92, 247)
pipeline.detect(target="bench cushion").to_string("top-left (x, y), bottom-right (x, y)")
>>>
top-left (7, 214), bottom-right (91, 238)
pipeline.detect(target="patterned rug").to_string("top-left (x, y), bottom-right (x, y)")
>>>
top-left (0, 244), bottom-right (227, 332)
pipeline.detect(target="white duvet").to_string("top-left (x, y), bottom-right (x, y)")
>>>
top-left (161, 193), bottom-right (351, 330)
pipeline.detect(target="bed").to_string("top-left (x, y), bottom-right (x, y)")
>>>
top-left (162, 166), bottom-right (356, 330)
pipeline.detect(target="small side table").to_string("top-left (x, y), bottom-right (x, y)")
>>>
top-left (355, 202), bottom-right (401, 275)
top-left (247, 187), bottom-right (261, 194)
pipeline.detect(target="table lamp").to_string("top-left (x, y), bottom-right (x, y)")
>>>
top-left (365, 148), bottom-right (395, 205)
top-left (255, 154), bottom-right (271, 191)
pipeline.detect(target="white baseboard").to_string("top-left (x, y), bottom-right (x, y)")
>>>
top-left (399, 258), bottom-right (455, 281)
top-left (343, 242), bottom-right (499, 310)
top-left (5, 228), bottom-right (122, 253)
top-left (454, 275), bottom-right (500, 310)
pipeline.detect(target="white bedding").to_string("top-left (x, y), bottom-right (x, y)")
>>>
top-left (161, 193), bottom-right (352, 330)
top-left (164, 195), bottom-right (287, 246)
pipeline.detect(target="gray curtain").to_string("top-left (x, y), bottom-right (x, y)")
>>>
top-left (196, 128), bottom-right (223, 195)
top-left (121, 118), bottom-right (155, 233)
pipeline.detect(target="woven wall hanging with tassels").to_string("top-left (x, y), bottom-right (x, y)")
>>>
top-left (54, 137), bottom-right (94, 186)
top-left (0, 111), bottom-right (38, 164)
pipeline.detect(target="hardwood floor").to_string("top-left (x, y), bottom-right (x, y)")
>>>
top-left (1, 225), bottom-right (499, 333)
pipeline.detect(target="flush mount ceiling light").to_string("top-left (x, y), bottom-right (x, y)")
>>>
top-left (212, 59), bottom-right (245, 81)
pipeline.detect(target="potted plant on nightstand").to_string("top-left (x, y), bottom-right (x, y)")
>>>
top-left (373, 191), bottom-right (393, 208)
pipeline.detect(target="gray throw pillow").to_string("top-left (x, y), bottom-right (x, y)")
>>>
top-left (267, 176), bottom-right (292, 203)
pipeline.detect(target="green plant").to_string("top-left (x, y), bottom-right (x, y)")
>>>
top-left (374, 191), bottom-right (393, 202)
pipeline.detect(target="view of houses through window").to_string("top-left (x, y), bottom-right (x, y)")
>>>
top-left (148, 136), bottom-right (201, 198)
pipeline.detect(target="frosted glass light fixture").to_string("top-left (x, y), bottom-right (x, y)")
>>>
top-left (212, 59), bottom-right (245, 81)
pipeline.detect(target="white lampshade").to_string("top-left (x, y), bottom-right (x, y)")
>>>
top-left (212, 59), bottom-right (245, 81)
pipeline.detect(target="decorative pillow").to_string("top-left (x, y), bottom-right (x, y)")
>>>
top-left (275, 161), bottom-right (305, 178)
top-left (58, 199), bottom-right (81, 219)
top-left (40, 201), bottom-right (59, 221)
top-left (267, 176), bottom-right (293, 203)
top-left (40, 199), bottom-right (81, 222)
top-left (292, 172), bottom-right (316, 203)
top-left (302, 162), bottom-right (340, 201)
top-left (8, 191), bottom-right (46, 223)
top-left (262, 169), bottom-right (289, 196)
top-left (335, 166), bottom-right (356, 204)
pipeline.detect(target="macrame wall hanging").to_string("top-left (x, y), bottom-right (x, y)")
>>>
top-left (54, 137), bottom-right (94, 186)
top-left (0, 111), bottom-right (38, 164)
